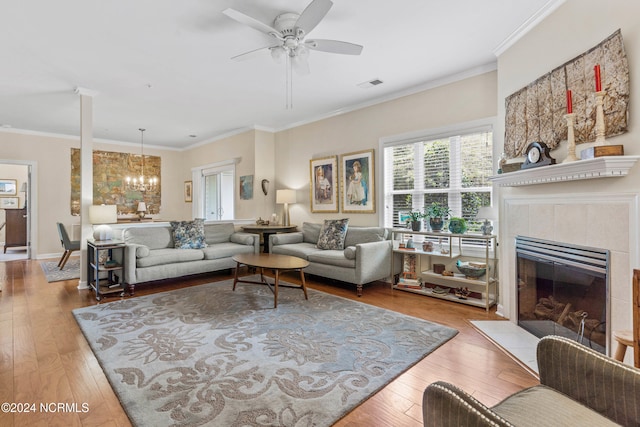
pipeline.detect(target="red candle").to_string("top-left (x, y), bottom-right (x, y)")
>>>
top-left (566, 90), bottom-right (572, 114)
top-left (594, 64), bottom-right (602, 92)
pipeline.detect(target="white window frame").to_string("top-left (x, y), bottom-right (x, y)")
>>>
top-left (380, 118), bottom-right (496, 252)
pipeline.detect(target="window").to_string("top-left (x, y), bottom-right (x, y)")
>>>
top-left (191, 159), bottom-right (237, 221)
top-left (382, 122), bottom-right (493, 233)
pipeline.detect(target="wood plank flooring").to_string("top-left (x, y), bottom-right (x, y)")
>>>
top-left (0, 259), bottom-right (538, 426)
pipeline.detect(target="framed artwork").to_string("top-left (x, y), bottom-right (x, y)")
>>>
top-left (310, 156), bottom-right (339, 213)
top-left (184, 181), bottom-right (193, 202)
top-left (0, 197), bottom-right (19, 209)
top-left (341, 149), bottom-right (375, 213)
top-left (0, 179), bottom-right (17, 196)
top-left (398, 211), bottom-right (411, 226)
top-left (240, 175), bottom-right (254, 200)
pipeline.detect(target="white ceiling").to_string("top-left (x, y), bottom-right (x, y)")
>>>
top-left (0, 0), bottom-right (559, 150)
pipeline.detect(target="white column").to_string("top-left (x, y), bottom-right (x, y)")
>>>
top-left (76, 87), bottom-right (98, 289)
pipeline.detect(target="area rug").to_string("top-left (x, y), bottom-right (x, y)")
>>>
top-left (73, 276), bottom-right (458, 426)
top-left (40, 258), bottom-right (80, 282)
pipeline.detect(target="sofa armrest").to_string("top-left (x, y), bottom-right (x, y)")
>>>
top-left (123, 243), bottom-right (144, 285)
top-left (423, 381), bottom-right (514, 427)
top-left (231, 232), bottom-right (260, 253)
top-left (269, 232), bottom-right (304, 252)
top-left (355, 240), bottom-right (391, 284)
top-left (537, 335), bottom-right (640, 426)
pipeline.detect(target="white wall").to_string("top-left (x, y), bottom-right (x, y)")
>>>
top-left (274, 71), bottom-right (498, 226)
top-left (495, 0), bottom-right (640, 360)
top-left (0, 131), bottom-right (186, 256)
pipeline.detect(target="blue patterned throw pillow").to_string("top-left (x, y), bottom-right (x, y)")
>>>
top-left (317, 218), bottom-right (350, 250)
top-left (171, 218), bottom-right (207, 249)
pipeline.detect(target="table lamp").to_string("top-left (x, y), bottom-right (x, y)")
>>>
top-left (89, 204), bottom-right (118, 240)
top-left (137, 201), bottom-right (147, 219)
top-left (276, 189), bottom-right (297, 226)
top-left (476, 206), bottom-right (497, 236)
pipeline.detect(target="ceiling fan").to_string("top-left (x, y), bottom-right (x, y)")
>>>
top-left (222, 0), bottom-right (363, 75)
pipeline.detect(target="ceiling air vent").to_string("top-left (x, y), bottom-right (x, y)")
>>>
top-left (357, 79), bottom-right (384, 89)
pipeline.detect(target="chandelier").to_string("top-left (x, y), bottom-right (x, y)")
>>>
top-left (126, 128), bottom-right (158, 192)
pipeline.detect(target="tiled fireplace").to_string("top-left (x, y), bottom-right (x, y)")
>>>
top-left (500, 192), bottom-right (637, 360)
top-left (516, 235), bottom-right (609, 354)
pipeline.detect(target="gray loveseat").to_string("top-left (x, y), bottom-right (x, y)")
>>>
top-left (122, 222), bottom-right (259, 293)
top-left (269, 222), bottom-right (396, 296)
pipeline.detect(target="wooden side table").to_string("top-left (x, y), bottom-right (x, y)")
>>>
top-left (241, 224), bottom-right (297, 253)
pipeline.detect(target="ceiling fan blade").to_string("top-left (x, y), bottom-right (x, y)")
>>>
top-left (305, 39), bottom-right (363, 55)
top-left (231, 45), bottom-right (277, 61)
top-left (295, 0), bottom-right (333, 36)
top-left (222, 8), bottom-right (280, 36)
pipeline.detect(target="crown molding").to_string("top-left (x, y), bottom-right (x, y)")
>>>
top-left (493, 0), bottom-right (566, 57)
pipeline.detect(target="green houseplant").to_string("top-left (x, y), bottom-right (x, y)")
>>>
top-left (406, 210), bottom-right (424, 231)
top-left (425, 202), bottom-right (451, 232)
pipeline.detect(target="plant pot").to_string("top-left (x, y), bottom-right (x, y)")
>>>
top-left (411, 220), bottom-right (422, 231)
top-left (429, 217), bottom-right (444, 232)
top-left (448, 218), bottom-right (467, 234)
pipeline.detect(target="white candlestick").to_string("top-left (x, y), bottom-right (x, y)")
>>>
top-left (563, 113), bottom-right (578, 163)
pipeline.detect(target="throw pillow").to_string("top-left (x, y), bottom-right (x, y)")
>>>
top-left (171, 218), bottom-right (207, 249)
top-left (135, 245), bottom-right (150, 258)
top-left (317, 218), bottom-right (349, 250)
top-left (343, 246), bottom-right (357, 260)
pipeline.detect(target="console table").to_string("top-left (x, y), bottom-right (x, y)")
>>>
top-left (241, 224), bottom-right (297, 253)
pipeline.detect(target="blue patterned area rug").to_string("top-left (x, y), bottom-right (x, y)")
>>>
top-left (73, 277), bottom-right (457, 427)
top-left (40, 259), bottom-right (80, 282)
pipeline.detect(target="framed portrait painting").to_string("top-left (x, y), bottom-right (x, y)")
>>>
top-left (341, 149), bottom-right (375, 213)
top-left (184, 181), bottom-right (193, 202)
top-left (310, 156), bottom-right (338, 213)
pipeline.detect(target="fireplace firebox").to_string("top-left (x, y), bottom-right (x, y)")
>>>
top-left (516, 236), bottom-right (610, 355)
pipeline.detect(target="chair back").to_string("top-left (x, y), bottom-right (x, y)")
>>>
top-left (57, 222), bottom-right (72, 248)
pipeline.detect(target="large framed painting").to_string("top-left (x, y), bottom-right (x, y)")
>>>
top-left (0, 179), bottom-right (17, 196)
top-left (341, 149), bottom-right (375, 214)
top-left (310, 156), bottom-right (338, 213)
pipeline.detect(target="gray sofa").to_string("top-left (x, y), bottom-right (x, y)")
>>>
top-left (423, 335), bottom-right (640, 427)
top-left (269, 222), bottom-right (396, 296)
top-left (122, 222), bottom-right (259, 293)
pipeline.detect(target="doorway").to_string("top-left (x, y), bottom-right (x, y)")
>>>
top-left (0, 162), bottom-right (31, 261)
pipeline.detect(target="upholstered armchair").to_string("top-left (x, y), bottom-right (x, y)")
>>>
top-left (423, 335), bottom-right (640, 427)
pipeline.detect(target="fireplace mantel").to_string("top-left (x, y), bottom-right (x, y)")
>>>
top-left (490, 155), bottom-right (640, 187)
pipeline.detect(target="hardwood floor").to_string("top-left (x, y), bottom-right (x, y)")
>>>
top-left (0, 259), bottom-right (538, 427)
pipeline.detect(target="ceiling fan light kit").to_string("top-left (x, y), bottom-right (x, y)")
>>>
top-left (223, 0), bottom-right (363, 108)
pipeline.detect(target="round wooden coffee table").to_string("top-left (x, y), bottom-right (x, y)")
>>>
top-left (232, 253), bottom-right (309, 308)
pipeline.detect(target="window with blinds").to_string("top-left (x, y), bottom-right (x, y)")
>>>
top-left (383, 126), bottom-right (493, 232)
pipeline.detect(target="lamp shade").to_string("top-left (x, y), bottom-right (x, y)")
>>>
top-left (137, 202), bottom-right (147, 212)
top-left (89, 205), bottom-right (117, 225)
top-left (276, 189), bottom-right (297, 204)
top-left (476, 206), bottom-right (497, 220)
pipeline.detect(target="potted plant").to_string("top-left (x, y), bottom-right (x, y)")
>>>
top-left (425, 202), bottom-right (451, 232)
top-left (448, 217), bottom-right (467, 234)
top-left (406, 210), bottom-right (424, 231)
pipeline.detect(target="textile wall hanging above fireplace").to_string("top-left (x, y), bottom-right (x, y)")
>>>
top-left (70, 148), bottom-right (161, 216)
top-left (504, 29), bottom-right (629, 159)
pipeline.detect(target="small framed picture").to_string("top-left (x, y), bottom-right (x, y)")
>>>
top-left (240, 175), bottom-right (254, 200)
top-left (341, 149), bottom-right (375, 213)
top-left (0, 197), bottom-right (19, 209)
top-left (310, 156), bottom-right (339, 213)
top-left (0, 179), bottom-right (17, 196)
top-left (184, 181), bottom-right (193, 203)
